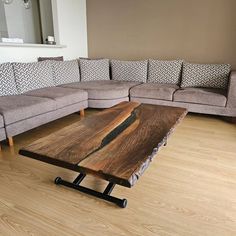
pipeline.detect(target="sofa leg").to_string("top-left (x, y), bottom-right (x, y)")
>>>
top-left (8, 137), bottom-right (14, 146)
top-left (80, 109), bottom-right (85, 117)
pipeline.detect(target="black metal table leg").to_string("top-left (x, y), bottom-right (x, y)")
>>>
top-left (73, 173), bottom-right (86, 185)
top-left (103, 182), bottom-right (116, 195)
top-left (54, 176), bottom-right (127, 208)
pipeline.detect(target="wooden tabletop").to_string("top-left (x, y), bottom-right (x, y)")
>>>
top-left (19, 102), bottom-right (187, 187)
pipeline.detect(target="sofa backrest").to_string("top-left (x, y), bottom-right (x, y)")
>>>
top-left (111, 59), bottom-right (148, 83)
top-left (38, 56), bottom-right (64, 62)
top-left (12, 61), bottom-right (55, 93)
top-left (0, 63), bottom-right (18, 96)
top-left (181, 62), bottom-right (231, 89)
top-left (51, 59), bottom-right (81, 85)
top-left (148, 59), bottom-right (183, 85)
top-left (0, 58), bottom-right (233, 97)
top-left (79, 58), bottom-right (110, 81)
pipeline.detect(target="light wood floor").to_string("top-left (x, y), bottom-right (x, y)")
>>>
top-left (0, 111), bottom-right (235, 236)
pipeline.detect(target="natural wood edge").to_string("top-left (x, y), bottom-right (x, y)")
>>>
top-left (80, 109), bottom-right (85, 117)
top-left (127, 109), bottom-right (188, 187)
top-left (8, 137), bottom-right (14, 147)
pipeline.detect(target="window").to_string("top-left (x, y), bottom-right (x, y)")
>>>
top-left (0, 0), bottom-right (55, 45)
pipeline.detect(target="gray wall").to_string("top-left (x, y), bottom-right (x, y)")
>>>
top-left (39, 0), bottom-right (54, 43)
top-left (0, 1), bottom-right (8, 38)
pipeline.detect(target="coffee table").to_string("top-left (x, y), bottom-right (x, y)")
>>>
top-left (19, 102), bottom-right (187, 208)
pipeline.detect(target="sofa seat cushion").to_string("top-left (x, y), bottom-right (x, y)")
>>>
top-left (24, 87), bottom-right (88, 109)
top-left (60, 80), bottom-right (140, 99)
top-left (0, 115), bottom-right (4, 128)
top-left (0, 95), bottom-right (56, 125)
top-left (0, 128), bottom-right (6, 141)
top-left (130, 83), bottom-right (179, 101)
top-left (173, 88), bottom-right (227, 107)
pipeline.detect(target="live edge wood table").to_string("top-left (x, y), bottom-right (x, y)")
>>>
top-left (19, 102), bottom-right (187, 208)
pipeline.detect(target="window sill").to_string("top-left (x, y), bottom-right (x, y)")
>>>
top-left (0, 43), bottom-right (66, 48)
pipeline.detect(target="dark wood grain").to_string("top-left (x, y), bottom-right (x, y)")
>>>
top-left (19, 102), bottom-right (140, 170)
top-left (19, 102), bottom-right (187, 187)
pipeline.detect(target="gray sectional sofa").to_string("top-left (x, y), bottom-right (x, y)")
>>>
top-left (0, 58), bottom-right (235, 147)
top-left (61, 80), bottom-right (141, 108)
top-left (130, 61), bottom-right (236, 117)
top-left (0, 61), bottom-right (88, 146)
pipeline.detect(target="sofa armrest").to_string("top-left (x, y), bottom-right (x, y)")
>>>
top-left (227, 71), bottom-right (236, 108)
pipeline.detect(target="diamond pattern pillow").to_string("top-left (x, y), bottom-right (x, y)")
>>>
top-left (80, 59), bottom-right (110, 81)
top-left (181, 62), bottom-right (231, 89)
top-left (0, 63), bottom-right (18, 96)
top-left (13, 61), bottom-right (55, 93)
top-left (148, 59), bottom-right (183, 85)
top-left (51, 60), bottom-right (80, 85)
top-left (111, 60), bottom-right (148, 83)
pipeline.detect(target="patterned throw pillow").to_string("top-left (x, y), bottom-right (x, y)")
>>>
top-left (51, 60), bottom-right (80, 85)
top-left (0, 63), bottom-right (18, 96)
top-left (181, 62), bottom-right (231, 89)
top-left (13, 61), bottom-right (55, 93)
top-left (80, 59), bottom-right (110, 81)
top-left (111, 60), bottom-right (148, 82)
top-left (148, 59), bottom-right (183, 85)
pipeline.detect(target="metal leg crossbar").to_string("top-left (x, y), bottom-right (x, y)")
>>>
top-left (54, 174), bottom-right (127, 208)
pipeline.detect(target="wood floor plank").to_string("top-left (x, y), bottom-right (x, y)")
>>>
top-left (0, 111), bottom-right (235, 236)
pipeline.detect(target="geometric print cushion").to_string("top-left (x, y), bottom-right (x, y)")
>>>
top-left (111, 60), bottom-right (148, 83)
top-left (51, 60), bottom-right (80, 85)
top-left (79, 59), bottom-right (110, 81)
top-left (181, 62), bottom-right (231, 89)
top-left (0, 63), bottom-right (18, 96)
top-left (148, 59), bottom-right (183, 85)
top-left (12, 61), bottom-right (55, 93)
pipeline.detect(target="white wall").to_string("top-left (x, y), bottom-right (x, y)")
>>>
top-left (0, 0), bottom-right (88, 63)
